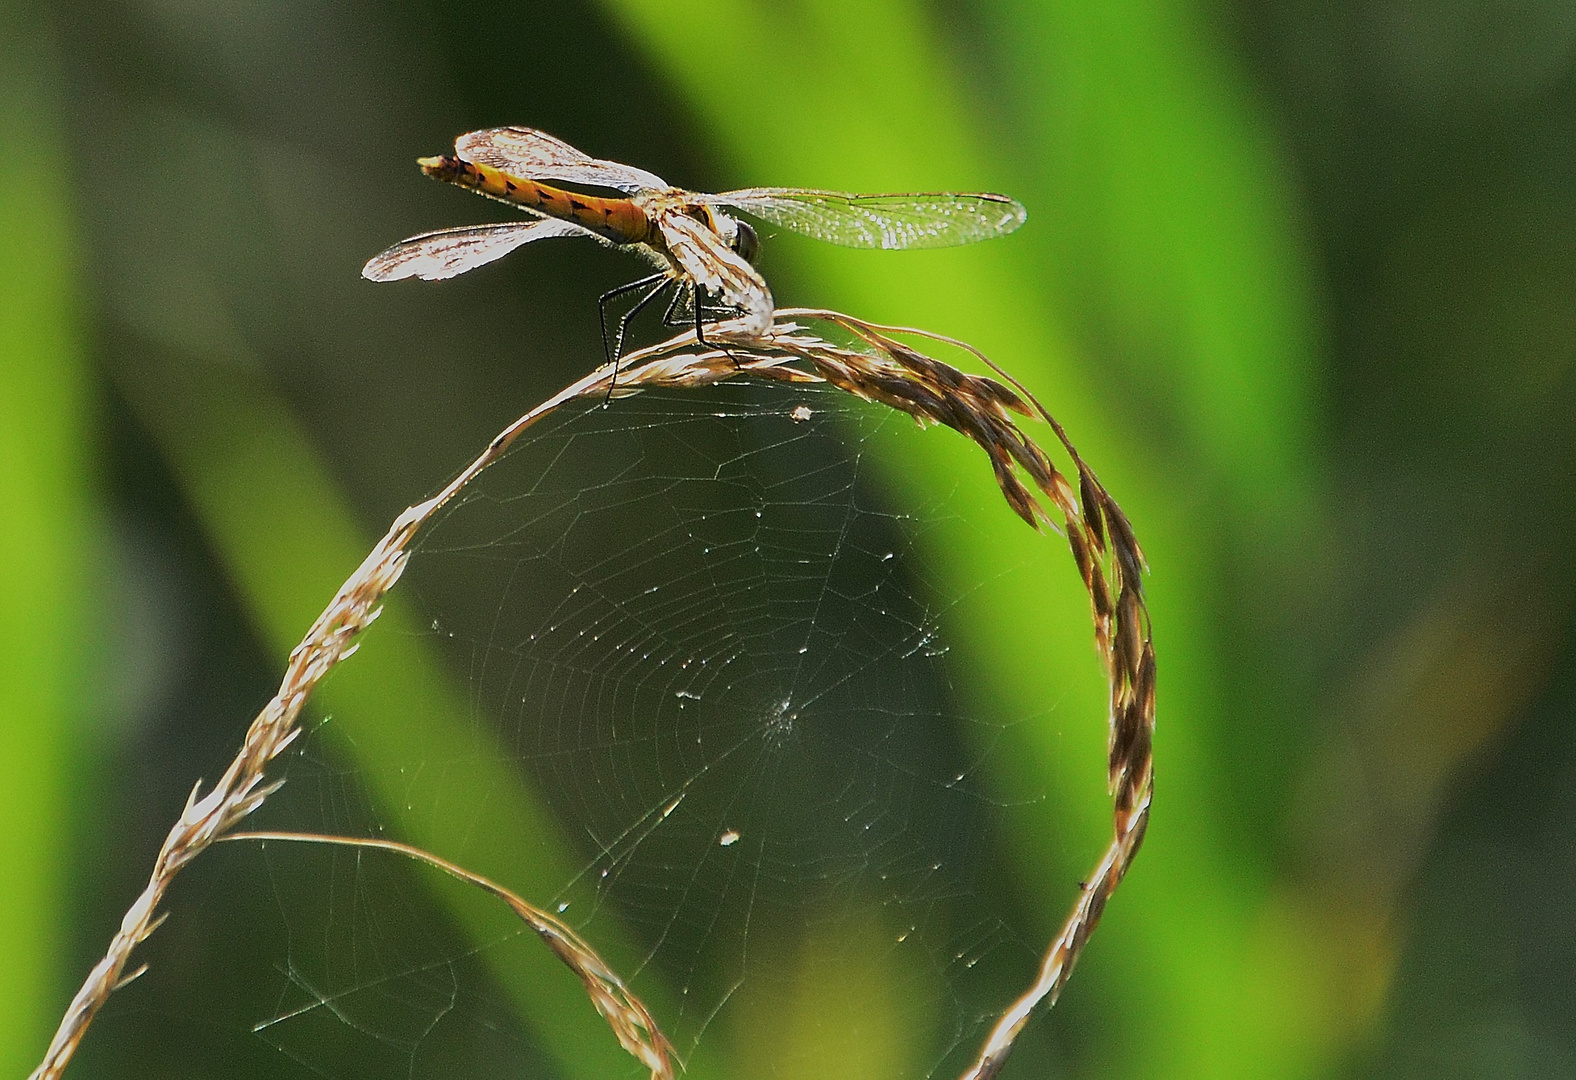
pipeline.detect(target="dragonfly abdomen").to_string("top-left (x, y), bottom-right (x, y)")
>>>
top-left (417, 155), bottom-right (651, 246)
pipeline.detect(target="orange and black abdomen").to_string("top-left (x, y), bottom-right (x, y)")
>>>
top-left (418, 155), bottom-right (651, 246)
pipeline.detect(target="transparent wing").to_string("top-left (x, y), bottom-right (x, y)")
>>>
top-left (703, 188), bottom-right (1027, 249)
top-left (454, 127), bottom-right (670, 194)
top-left (361, 219), bottom-right (590, 282)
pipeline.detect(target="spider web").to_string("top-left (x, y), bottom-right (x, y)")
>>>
top-left (217, 379), bottom-right (1064, 1080)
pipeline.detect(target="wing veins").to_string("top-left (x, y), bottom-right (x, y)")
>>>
top-left (454, 127), bottom-right (669, 194)
top-left (362, 219), bottom-right (590, 282)
top-left (704, 188), bottom-right (1027, 250)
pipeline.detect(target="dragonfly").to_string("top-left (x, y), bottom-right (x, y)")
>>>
top-left (363, 126), bottom-right (1027, 375)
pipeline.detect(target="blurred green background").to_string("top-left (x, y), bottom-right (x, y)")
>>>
top-left (4, 0), bottom-right (1576, 1078)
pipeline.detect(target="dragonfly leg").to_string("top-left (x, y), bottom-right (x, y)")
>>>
top-left (599, 272), bottom-right (669, 360)
top-left (661, 282), bottom-right (744, 331)
top-left (660, 278), bottom-right (691, 328)
top-left (598, 272), bottom-right (674, 403)
top-left (659, 281), bottom-right (745, 371)
top-left (693, 290), bottom-right (745, 373)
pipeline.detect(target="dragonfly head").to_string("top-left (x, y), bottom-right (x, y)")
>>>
top-left (697, 205), bottom-right (761, 266)
top-left (730, 219), bottom-right (760, 265)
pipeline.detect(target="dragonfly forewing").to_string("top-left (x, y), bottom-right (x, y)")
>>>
top-left (702, 189), bottom-right (1027, 249)
top-left (455, 127), bottom-right (669, 194)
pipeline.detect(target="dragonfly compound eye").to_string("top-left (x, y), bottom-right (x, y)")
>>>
top-left (731, 220), bottom-right (760, 265)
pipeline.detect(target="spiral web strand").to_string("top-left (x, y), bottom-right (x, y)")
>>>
top-left (252, 381), bottom-right (1051, 1080)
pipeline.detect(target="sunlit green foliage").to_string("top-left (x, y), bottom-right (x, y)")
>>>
top-left (0, 10), bottom-right (88, 1076)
